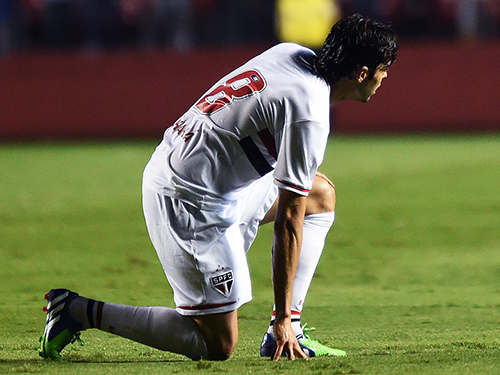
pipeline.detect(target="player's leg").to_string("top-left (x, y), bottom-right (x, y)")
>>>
top-left (261, 172), bottom-right (335, 337)
top-left (289, 172), bottom-right (336, 325)
top-left (39, 188), bottom-right (247, 361)
top-left (39, 288), bottom-right (241, 360)
top-left (260, 173), bottom-right (346, 357)
top-left (39, 288), bottom-right (210, 360)
top-left (192, 310), bottom-right (239, 360)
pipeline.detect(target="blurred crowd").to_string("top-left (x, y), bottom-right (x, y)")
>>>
top-left (0, 0), bottom-right (499, 56)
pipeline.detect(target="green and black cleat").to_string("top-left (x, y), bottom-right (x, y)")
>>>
top-left (39, 289), bottom-right (83, 360)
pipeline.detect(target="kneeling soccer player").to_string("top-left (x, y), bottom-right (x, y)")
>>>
top-left (39, 14), bottom-right (397, 361)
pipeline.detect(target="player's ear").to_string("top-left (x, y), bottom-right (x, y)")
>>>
top-left (356, 66), bottom-right (369, 83)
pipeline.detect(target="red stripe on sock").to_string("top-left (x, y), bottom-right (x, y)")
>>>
top-left (96, 301), bottom-right (104, 330)
top-left (271, 310), bottom-right (301, 317)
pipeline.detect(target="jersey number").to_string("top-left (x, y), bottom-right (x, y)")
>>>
top-left (195, 70), bottom-right (266, 114)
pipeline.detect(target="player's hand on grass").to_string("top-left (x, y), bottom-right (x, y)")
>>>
top-left (272, 318), bottom-right (308, 361)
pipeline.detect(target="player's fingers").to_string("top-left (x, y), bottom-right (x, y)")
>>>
top-left (287, 343), bottom-right (295, 361)
top-left (295, 346), bottom-right (309, 360)
top-left (272, 345), bottom-right (284, 361)
top-left (285, 348), bottom-right (308, 361)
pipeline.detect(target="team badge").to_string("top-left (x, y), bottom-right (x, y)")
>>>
top-left (210, 269), bottom-right (234, 298)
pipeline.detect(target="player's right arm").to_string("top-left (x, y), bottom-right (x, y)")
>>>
top-left (271, 188), bottom-right (309, 361)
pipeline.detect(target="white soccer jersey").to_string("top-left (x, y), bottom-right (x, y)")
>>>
top-left (143, 43), bottom-right (331, 209)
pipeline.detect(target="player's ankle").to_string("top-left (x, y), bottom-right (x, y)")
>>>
top-left (267, 315), bottom-right (303, 337)
top-left (68, 296), bottom-right (90, 330)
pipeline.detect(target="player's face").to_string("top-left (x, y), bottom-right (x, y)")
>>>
top-left (357, 65), bottom-right (388, 102)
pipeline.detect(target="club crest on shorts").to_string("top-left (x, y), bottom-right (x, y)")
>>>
top-left (210, 269), bottom-right (234, 298)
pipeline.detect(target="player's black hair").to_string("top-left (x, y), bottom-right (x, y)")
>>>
top-left (319, 14), bottom-right (398, 82)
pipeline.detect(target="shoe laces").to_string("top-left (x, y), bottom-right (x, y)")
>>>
top-left (302, 323), bottom-right (316, 338)
top-left (70, 332), bottom-right (85, 347)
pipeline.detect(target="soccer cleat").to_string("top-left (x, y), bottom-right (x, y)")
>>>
top-left (39, 289), bottom-right (84, 360)
top-left (260, 331), bottom-right (346, 358)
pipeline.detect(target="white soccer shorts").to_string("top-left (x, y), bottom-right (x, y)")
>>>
top-left (142, 174), bottom-right (277, 316)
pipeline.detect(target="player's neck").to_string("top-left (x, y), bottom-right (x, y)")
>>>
top-left (329, 78), bottom-right (361, 104)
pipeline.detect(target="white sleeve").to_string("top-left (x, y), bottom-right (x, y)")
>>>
top-left (273, 120), bottom-right (329, 196)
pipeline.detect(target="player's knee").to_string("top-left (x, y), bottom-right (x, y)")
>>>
top-left (193, 311), bottom-right (238, 361)
top-left (209, 345), bottom-right (234, 361)
top-left (308, 175), bottom-right (336, 214)
top-left (207, 338), bottom-right (236, 361)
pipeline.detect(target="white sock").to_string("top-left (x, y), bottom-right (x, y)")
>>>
top-left (267, 310), bottom-right (303, 337)
top-left (267, 212), bottom-right (335, 337)
top-left (292, 212), bottom-right (335, 312)
top-left (70, 297), bottom-right (208, 360)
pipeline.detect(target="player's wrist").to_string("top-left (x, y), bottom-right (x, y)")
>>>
top-left (273, 310), bottom-right (292, 323)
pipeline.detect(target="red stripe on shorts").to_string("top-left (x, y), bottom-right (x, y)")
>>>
top-left (178, 301), bottom-right (237, 311)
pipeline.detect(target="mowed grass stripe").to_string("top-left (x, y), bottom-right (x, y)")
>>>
top-left (1, 134), bottom-right (499, 374)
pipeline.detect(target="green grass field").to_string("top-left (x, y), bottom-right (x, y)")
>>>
top-left (1, 134), bottom-right (499, 374)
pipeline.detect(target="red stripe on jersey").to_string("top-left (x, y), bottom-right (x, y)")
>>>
top-left (178, 301), bottom-right (237, 311)
top-left (275, 179), bottom-right (311, 193)
top-left (257, 128), bottom-right (277, 160)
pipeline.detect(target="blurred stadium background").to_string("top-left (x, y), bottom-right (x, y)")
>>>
top-left (0, 0), bottom-right (499, 140)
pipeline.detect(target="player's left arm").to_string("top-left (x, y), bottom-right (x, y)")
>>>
top-left (271, 187), bottom-right (308, 361)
